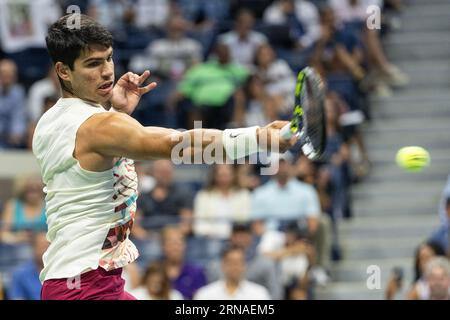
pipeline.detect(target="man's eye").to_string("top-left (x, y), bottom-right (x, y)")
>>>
top-left (107, 55), bottom-right (112, 61)
top-left (88, 62), bottom-right (101, 67)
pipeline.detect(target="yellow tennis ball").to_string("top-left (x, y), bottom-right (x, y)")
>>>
top-left (396, 146), bottom-right (430, 172)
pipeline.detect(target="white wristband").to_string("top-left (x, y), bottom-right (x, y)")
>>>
top-left (222, 126), bottom-right (259, 160)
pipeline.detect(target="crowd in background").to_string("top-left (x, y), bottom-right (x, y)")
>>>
top-left (2, 0), bottom-right (447, 301)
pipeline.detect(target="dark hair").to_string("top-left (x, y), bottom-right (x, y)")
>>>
top-left (413, 241), bottom-right (446, 282)
top-left (46, 14), bottom-right (113, 70)
top-left (221, 245), bottom-right (245, 260)
top-left (143, 262), bottom-right (171, 299)
top-left (205, 164), bottom-right (241, 191)
top-left (231, 222), bottom-right (252, 234)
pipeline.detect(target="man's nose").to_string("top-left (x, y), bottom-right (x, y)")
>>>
top-left (102, 62), bottom-right (114, 78)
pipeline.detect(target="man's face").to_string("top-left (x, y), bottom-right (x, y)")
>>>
top-left (222, 250), bottom-right (246, 283)
top-left (230, 230), bottom-right (252, 250)
top-left (153, 160), bottom-right (174, 187)
top-left (162, 229), bottom-right (185, 262)
top-left (427, 267), bottom-right (450, 300)
top-left (61, 45), bottom-right (114, 104)
top-left (0, 60), bottom-right (17, 88)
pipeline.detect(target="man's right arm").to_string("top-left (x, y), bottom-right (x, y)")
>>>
top-left (76, 112), bottom-right (295, 170)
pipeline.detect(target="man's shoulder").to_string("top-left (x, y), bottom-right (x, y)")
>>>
top-left (253, 180), bottom-right (276, 193)
top-left (195, 280), bottom-right (222, 295)
top-left (242, 280), bottom-right (270, 297)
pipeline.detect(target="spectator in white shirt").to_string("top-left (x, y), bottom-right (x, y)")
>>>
top-left (27, 66), bottom-right (60, 123)
top-left (193, 164), bottom-right (251, 240)
top-left (194, 246), bottom-right (271, 300)
top-left (218, 9), bottom-right (267, 69)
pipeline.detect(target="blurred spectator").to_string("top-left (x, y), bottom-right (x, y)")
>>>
top-left (251, 152), bottom-right (321, 235)
top-left (176, 43), bottom-right (248, 129)
top-left (423, 257), bottom-right (450, 300)
top-left (236, 163), bottom-right (261, 192)
top-left (311, 6), bottom-right (365, 82)
top-left (129, 14), bottom-right (202, 81)
top-left (87, 0), bottom-right (131, 33)
top-left (261, 223), bottom-right (315, 297)
top-left (294, 156), bottom-right (333, 271)
top-left (133, 0), bottom-right (173, 31)
top-left (329, 0), bottom-right (409, 97)
top-left (407, 241), bottom-right (446, 300)
top-left (27, 94), bottom-right (58, 149)
top-left (122, 262), bottom-right (143, 293)
top-left (129, 261), bottom-right (183, 300)
top-left (229, 0), bottom-right (274, 20)
top-left (134, 161), bottom-right (155, 194)
top-left (0, 0), bottom-right (60, 54)
top-left (175, 0), bottom-right (229, 29)
top-left (243, 75), bottom-right (278, 128)
top-left (327, 91), bottom-right (369, 181)
top-left (27, 66), bottom-right (60, 124)
top-left (319, 95), bottom-right (353, 219)
top-left (254, 43), bottom-right (296, 117)
top-left (6, 231), bottom-right (48, 300)
top-left (193, 165), bottom-right (251, 240)
top-left (430, 175), bottom-right (450, 254)
top-left (136, 160), bottom-right (194, 234)
top-left (263, 0), bottom-right (321, 50)
top-left (207, 222), bottom-right (283, 299)
top-left (1, 175), bottom-right (46, 244)
top-left (161, 225), bottom-right (207, 299)
top-left (0, 59), bottom-right (27, 149)
top-left (175, 0), bottom-right (229, 55)
top-left (218, 9), bottom-right (267, 69)
top-left (194, 246), bottom-right (270, 300)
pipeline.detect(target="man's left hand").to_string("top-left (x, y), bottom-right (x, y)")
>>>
top-left (110, 70), bottom-right (157, 115)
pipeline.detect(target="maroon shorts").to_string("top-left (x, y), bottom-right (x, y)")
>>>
top-left (41, 267), bottom-right (136, 300)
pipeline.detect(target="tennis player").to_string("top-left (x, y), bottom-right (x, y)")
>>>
top-left (33, 14), bottom-right (295, 300)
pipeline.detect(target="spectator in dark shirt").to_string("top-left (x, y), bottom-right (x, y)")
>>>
top-left (136, 160), bottom-right (194, 234)
top-left (0, 59), bottom-right (27, 149)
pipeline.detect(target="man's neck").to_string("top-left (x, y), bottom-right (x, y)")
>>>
top-left (62, 90), bottom-right (106, 108)
top-left (225, 279), bottom-right (240, 295)
top-left (276, 177), bottom-right (289, 187)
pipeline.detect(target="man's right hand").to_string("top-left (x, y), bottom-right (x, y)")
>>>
top-left (257, 121), bottom-right (298, 154)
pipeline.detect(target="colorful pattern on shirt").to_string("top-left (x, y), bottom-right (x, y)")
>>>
top-left (99, 157), bottom-right (139, 270)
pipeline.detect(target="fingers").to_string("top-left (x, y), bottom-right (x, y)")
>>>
top-left (138, 70), bottom-right (150, 85)
top-left (138, 81), bottom-right (157, 95)
top-left (122, 70), bottom-right (151, 87)
top-left (268, 120), bottom-right (290, 130)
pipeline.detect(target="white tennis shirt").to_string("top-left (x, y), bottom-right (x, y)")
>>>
top-left (32, 97), bottom-right (139, 282)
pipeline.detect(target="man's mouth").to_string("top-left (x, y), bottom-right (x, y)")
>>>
top-left (98, 81), bottom-right (113, 93)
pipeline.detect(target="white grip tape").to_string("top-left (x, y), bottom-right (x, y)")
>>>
top-left (222, 126), bottom-right (259, 160)
top-left (280, 123), bottom-right (293, 140)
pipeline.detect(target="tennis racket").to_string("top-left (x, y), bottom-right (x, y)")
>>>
top-left (280, 66), bottom-right (327, 161)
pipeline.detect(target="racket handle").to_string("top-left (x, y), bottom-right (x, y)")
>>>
top-left (280, 123), bottom-right (293, 139)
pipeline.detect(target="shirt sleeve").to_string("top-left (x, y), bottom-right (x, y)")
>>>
top-left (303, 185), bottom-right (321, 218)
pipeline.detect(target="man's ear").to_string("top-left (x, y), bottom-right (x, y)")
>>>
top-left (54, 62), bottom-right (71, 82)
